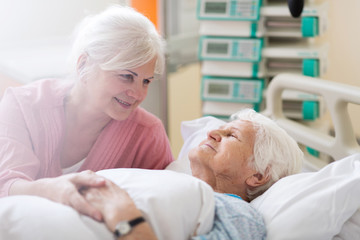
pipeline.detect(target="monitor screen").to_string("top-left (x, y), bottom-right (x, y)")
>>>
top-left (204, 2), bottom-right (227, 14)
top-left (208, 83), bottom-right (230, 95)
top-left (206, 42), bottom-right (229, 54)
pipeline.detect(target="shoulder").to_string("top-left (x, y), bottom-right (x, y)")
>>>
top-left (3, 79), bottom-right (73, 108)
top-left (214, 193), bottom-right (265, 226)
top-left (212, 193), bottom-right (267, 239)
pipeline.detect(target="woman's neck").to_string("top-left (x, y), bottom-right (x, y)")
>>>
top-left (65, 84), bottom-right (111, 134)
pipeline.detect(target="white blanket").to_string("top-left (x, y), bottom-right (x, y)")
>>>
top-left (0, 169), bottom-right (215, 240)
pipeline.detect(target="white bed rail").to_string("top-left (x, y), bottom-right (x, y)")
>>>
top-left (265, 73), bottom-right (360, 168)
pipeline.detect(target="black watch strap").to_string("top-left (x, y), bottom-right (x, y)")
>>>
top-left (114, 216), bottom-right (146, 237)
top-left (129, 216), bottom-right (145, 227)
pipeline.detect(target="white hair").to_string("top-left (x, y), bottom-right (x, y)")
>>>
top-left (70, 5), bottom-right (165, 79)
top-left (231, 109), bottom-right (304, 201)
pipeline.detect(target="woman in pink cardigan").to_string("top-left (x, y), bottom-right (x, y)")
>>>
top-left (0, 5), bottom-right (173, 222)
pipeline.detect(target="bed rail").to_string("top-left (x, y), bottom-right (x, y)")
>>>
top-left (265, 73), bottom-right (360, 170)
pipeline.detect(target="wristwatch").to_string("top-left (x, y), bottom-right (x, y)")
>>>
top-left (114, 216), bottom-right (146, 238)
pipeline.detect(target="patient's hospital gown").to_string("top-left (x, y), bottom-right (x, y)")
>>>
top-left (194, 193), bottom-right (266, 240)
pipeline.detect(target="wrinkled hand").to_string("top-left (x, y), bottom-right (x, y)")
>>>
top-left (82, 180), bottom-right (142, 232)
top-left (36, 170), bottom-right (106, 221)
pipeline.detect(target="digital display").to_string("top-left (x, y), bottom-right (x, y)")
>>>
top-left (208, 83), bottom-right (230, 95)
top-left (205, 2), bottom-right (227, 14)
top-left (238, 82), bottom-right (260, 101)
top-left (206, 42), bottom-right (229, 54)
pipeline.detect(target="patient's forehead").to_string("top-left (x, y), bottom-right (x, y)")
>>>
top-left (219, 119), bottom-right (253, 130)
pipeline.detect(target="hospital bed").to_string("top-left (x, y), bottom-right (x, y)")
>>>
top-left (172, 73), bottom-right (360, 239)
top-left (254, 73), bottom-right (360, 239)
top-left (0, 73), bottom-right (360, 239)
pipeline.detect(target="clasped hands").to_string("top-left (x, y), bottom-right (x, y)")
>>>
top-left (42, 170), bottom-right (138, 231)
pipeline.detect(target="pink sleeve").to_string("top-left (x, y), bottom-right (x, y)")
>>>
top-left (0, 88), bottom-right (40, 197)
top-left (131, 119), bottom-right (174, 170)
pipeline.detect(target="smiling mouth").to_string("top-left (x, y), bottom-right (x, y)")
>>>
top-left (203, 143), bottom-right (216, 152)
top-left (114, 97), bottom-right (131, 107)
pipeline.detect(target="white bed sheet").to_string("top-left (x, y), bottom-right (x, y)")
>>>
top-left (0, 169), bottom-right (215, 240)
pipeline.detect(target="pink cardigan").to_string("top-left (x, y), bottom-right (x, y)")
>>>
top-left (0, 79), bottom-right (174, 197)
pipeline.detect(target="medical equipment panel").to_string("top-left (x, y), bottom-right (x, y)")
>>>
top-left (197, 0), bottom-right (262, 21)
top-left (200, 16), bottom-right (320, 38)
top-left (196, 0), bottom-right (329, 121)
top-left (198, 36), bottom-right (263, 62)
top-left (201, 76), bottom-right (264, 103)
top-left (202, 101), bottom-right (260, 120)
top-left (198, 2), bottom-right (327, 38)
top-left (281, 89), bottom-right (325, 120)
top-left (201, 57), bottom-right (321, 79)
top-left (201, 60), bottom-right (263, 78)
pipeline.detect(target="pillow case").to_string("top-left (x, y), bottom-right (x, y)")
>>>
top-left (0, 169), bottom-right (215, 240)
top-left (250, 153), bottom-right (360, 240)
top-left (334, 209), bottom-right (360, 239)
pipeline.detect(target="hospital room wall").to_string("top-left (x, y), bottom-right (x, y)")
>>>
top-left (316, 0), bottom-right (360, 137)
top-left (167, 0), bottom-right (360, 158)
top-left (0, 0), bottom-right (125, 45)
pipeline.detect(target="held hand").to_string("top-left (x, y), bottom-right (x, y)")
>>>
top-left (36, 170), bottom-right (106, 221)
top-left (82, 180), bottom-right (142, 232)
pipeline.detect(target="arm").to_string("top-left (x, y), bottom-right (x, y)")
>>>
top-left (9, 171), bottom-right (106, 221)
top-left (0, 86), bottom-right (105, 220)
top-left (83, 179), bottom-right (157, 240)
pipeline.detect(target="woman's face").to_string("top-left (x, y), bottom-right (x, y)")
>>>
top-left (189, 120), bottom-right (256, 195)
top-left (85, 58), bottom-right (156, 121)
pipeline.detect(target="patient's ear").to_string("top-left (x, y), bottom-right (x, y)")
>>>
top-left (246, 172), bottom-right (270, 187)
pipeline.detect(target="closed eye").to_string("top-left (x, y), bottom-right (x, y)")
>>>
top-left (118, 74), bottom-right (134, 82)
top-left (229, 133), bottom-right (241, 141)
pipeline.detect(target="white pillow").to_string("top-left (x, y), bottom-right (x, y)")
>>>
top-left (334, 209), bottom-right (360, 240)
top-left (250, 153), bottom-right (360, 240)
top-left (0, 169), bottom-right (215, 240)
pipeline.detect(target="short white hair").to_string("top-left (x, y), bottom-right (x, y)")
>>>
top-left (231, 109), bottom-right (304, 201)
top-left (70, 5), bottom-right (165, 78)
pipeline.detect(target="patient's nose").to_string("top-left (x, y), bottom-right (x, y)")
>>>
top-left (208, 129), bottom-right (222, 142)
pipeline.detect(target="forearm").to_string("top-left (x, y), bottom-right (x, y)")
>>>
top-left (9, 178), bottom-right (44, 196)
top-left (121, 224), bottom-right (157, 240)
top-left (83, 180), bottom-right (158, 239)
top-left (9, 172), bottom-right (106, 221)
top-left (105, 206), bottom-right (157, 240)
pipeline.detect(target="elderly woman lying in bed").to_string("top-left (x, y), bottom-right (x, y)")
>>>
top-left (0, 109), bottom-right (303, 240)
top-left (81, 109), bottom-right (304, 240)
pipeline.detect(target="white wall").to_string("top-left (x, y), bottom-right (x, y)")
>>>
top-left (317, 0), bottom-right (360, 135)
top-left (0, 0), bottom-right (125, 82)
top-left (0, 0), bottom-right (123, 45)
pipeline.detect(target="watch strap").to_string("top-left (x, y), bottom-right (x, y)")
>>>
top-left (129, 216), bottom-right (145, 227)
top-left (114, 216), bottom-right (146, 237)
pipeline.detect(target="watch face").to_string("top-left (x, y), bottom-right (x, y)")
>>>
top-left (116, 221), bottom-right (131, 236)
top-left (114, 216), bottom-right (145, 237)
